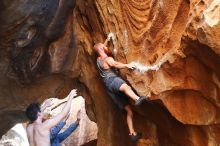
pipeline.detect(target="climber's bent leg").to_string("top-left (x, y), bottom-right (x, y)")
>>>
top-left (124, 105), bottom-right (135, 135)
top-left (124, 105), bottom-right (142, 141)
top-left (119, 83), bottom-right (147, 106)
top-left (105, 76), bottom-right (147, 106)
top-left (105, 76), bottom-right (137, 101)
top-left (119, 83), bottom-right (139, 101)
top-left (125, 105), bottom-right (142, 141)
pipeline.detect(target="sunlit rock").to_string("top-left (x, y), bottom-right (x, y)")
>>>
top-left (1, 0), bottom-right (220, 146)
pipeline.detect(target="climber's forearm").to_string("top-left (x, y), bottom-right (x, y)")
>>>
top-left (103, 38), bottom-right (109, 46)
top-left (113, 61), bottom-right (128, 69)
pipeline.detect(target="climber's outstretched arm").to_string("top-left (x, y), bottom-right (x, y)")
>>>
top-left (106, 57), bottom-right (135, 69)
top-left (103, 38), bottom-right (109, 46)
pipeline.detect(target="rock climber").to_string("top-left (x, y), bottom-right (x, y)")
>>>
top-left (25, 89), bottom-right (77, 146)
top-left (93, 38), bottom-right (149, 141)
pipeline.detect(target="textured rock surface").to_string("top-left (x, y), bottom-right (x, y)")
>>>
top-left (1, 0), bottom-right (220, 146)
top-left (72, 0), bottom-right (220, 145)
top-left (197, 0), bottom-right (220, 55)
top-left (0, 0), bottom-right (76, 136)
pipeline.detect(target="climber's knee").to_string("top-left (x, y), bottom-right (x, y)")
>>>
top-left (119, 83), bottom-right (131, 92)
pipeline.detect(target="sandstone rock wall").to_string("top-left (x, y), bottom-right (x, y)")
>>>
top-left (72, 0), bottom-right (220, 145)
top-left (0, 0), bottom-right (76, 136)
top-left (1, 0), bottom-right (220, 146)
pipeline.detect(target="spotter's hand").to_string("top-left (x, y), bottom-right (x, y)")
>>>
top-left (43, 99), bottom-right (54, 107)
top-left (69, 89), bottom-right (77, 98)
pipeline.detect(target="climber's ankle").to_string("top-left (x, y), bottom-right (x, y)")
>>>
top-left (129, 131), bottom-right (136, 136)
top-left (130, 132), bottom-right (142, 141)
top-left (135, 96), bottom-right (147, 106)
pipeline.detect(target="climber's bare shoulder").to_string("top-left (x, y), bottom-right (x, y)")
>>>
top-left (104, 57), bottom-right (115, 68)
top-left (105, 57), bottom-right (114, 61)
top-left (27, 123), bottom-right (50, 146)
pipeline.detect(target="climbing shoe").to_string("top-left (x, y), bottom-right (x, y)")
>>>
top-left (130, 132), bottom-right (142, 142)
top-left (135, 96), bottom-right (148, 106)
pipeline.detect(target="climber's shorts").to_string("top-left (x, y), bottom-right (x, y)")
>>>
top-left (105, 76), bottom-right (125, 93)
top-left (105, 76), bottom-right (129, 109)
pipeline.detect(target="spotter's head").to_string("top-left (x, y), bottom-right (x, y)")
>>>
top-left (26, 102), bottom-right (43, 122)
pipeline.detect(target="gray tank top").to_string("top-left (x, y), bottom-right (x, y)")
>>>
top-left (97, 59), bottom-right (117, 82)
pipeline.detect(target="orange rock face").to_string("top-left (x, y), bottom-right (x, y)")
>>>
top-left (72, 0), bottom-right (220, 145)
top-left (1, 0), bottom-right (220, 146)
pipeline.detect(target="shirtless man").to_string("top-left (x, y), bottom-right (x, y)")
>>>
top-left (25, 89), bottom-right (77, 146)
top-left (94, 43), bottom-right (148, 141)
